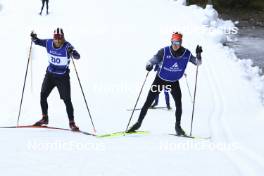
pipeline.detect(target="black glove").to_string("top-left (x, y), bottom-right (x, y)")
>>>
top-left (146, 63), bottom-right (153, 71)
top-left (196, 45), bottom-right (203, 61)
top-left (30, 31), bottom-right (37, 41)
top-left (196, 45), bottom-right (203, 54)
top-left (67, 47), bottom-right (74, 55)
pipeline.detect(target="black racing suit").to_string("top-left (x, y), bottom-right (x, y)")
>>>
top-left (40, 0), bottom-right (49, 14)
top-left (40, 72), bottom-right (75, 120)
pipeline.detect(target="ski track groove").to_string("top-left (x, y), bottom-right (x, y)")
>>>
top-left (205, 59), bottom-right (264, 176)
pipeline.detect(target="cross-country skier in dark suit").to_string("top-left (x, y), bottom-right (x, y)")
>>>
top-left (39, 0), bottom-right (49, 15)
top-left (127, 32), bottom-right (203, 135)
top-left (30, 28), bottom-right (80, 131)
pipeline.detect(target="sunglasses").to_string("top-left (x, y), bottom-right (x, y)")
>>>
top-left (171, 40), bottom-right (181, 45)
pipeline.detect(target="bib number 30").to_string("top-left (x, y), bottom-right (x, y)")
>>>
top-left (51, 57), bottom-right (61, 64)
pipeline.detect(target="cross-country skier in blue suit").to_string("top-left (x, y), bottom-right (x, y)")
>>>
top-left (128, 32), bottom-right (203, 135)
top-left (30, 28), bottom-right (80, 131)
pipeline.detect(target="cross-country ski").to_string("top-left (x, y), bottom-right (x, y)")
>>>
top-left (0, 125), bottom-right (95, 136)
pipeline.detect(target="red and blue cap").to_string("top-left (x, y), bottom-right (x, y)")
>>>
top-left (171, 32), bottom-right (182, 45)
top-left (53, 28), bottom-right (64, 40)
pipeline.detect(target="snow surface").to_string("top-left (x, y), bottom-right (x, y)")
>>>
top-left (1, 0), bottom-right (264, 175)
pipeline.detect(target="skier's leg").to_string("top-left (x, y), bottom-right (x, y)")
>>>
top-left (34, 74), bottom-right (54, 126)
top-left (55, 75), bottom-right (79, 130)
top-left (63, 99), bottom-right (74, 121)
top-left (56, 76), bottom-right (79, 131)
top-left (170, 81), bottom-right (185, 135)
top-left (151, 94), bottom-right (159, 107)
top-left (46, 0), bottom-right (49, 14)
top-left (40, 74), bottom-right (55, 116)
top-left (40, 0), bottom-right (45, 14)
top-left (164, 88), bottom-right (171, 109)
top-left (138, 77), bottom-right (164, 123)
top-left (170, 81), bottom-right (182, 124)
top-left (56, 75), bottom-right (76, 122)
top-left (138, 88), bottom-right (161, 123)
top-left (127, 76), bottom-right (164, 132)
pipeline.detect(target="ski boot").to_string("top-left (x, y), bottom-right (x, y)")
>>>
top-left (175, 124), bottom-right (186, 136)
top-left (127, 121), bottom-right (141, 133)
top-left (167, 104), bottom-right (172, 110)
top-left (69, 121), bottom-right (79, 131)
top-left (33, 115), bottom-right (48, 126)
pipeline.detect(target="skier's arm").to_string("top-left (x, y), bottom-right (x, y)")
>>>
top-left (146, 49), bottom-right (164, 71)
top-left (71, 50), bottom-right (80, 59)
top-left (190, 45), bottom-right (203, 66)
top-left (33, 38), bottom-right (48, 47)
top-left (154, 64), bottom-right (159, 71)
top-left (149, 48), bottom-right (164, 65)
top-left (30, 31), bottom-right (47, 47)
top-left (189, 55), bottom-right (202, 65)
top-left (66, 44), bottom-right (80, 59)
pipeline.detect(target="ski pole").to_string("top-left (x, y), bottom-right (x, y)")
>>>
top-left (71, 57), bottom-right (96, 133)
top-left (30, 46), bottom-right (33, 92)
top-left (125, 71), bottom-right (150, 132)
top-left (17, 40), bottom-right (33, 126)
top-left (184, 73), bottom-right (193, 103)
top-left (190, 65), bottom-right (199, 136)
